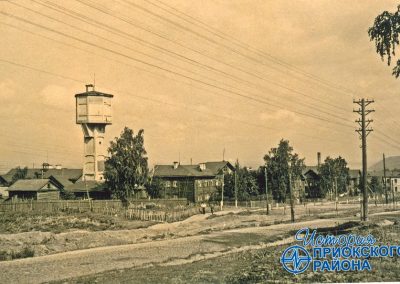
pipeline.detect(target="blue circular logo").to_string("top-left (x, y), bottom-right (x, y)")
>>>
top-left (280, 245), bottom-right (312, 275)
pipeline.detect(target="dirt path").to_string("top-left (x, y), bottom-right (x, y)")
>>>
top-left (0, 217), bottom-right (349, 283)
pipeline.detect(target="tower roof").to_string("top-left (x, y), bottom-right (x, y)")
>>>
top-left (75, 90), bottom-right (113, 98)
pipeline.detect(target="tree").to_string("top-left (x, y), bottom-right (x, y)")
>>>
top-left (220, 162), bottom-right (259, 201)
top-left (104, 127), bottom-right (149, 203)
top-left (264, 139), bottom-right (305, 203)
top-left (318, 156), bottom-right (350, 198)
top-left (145, 177), bottom-right (163, 199)
top-left (368, 5), bottom-right (400, 77)
top-left (11, 166), bottom-right (28, 184)
top-left (369, 176), bottom-right (382, 194)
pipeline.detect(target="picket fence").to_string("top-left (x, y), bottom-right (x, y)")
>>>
top-left (0, 199), bottom-right (206, 223)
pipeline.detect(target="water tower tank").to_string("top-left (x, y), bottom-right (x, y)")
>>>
top-left (75, 85), bottom-right (113, 124)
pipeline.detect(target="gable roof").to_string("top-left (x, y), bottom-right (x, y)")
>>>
top-left (48, 175), bottom-right (74, 188)
top-left (153, 161), bottom-right (234, 178)
top-left (1, 168), bottom-right (82, 184)
top-left (302, 166), bottom-right (319, 175)
top-left (7, 179), bottom-right (59, 192)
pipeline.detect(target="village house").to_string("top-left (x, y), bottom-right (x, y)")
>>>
top-left (64, 180), bottom-right (111, 199)
top-left (0, 166), bottom-right (82, 186)
top-left (153, 161), bottom-right (235, 203)
top-left (7, 179), bottom-right (62, 200)
top-left (0, 165), bottom-right (110, 200)
top-left (301, 166), bottom-right (320, 198)
top-left (376, 169), bottom-right (400, 193)
top-left (348, 169), bottom-right (361, 195)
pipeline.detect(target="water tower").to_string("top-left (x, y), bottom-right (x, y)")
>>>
top-left (75, 84), bottom-right (113, 181)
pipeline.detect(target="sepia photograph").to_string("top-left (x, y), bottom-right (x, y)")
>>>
top-left (1, 0), bottom-right (400, 283)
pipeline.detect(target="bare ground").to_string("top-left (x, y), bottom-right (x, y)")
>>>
top-left (0, 202), bottom-right (361, 257)
top-left (0, 203), bottom-right (396, 283)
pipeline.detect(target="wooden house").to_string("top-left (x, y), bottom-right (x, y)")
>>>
top-left (7, 179), bottom-right (61, 200)
top-left (153, 161), bottom-right (235, 203)
top-left (64, 180), bottom-right (111, 199)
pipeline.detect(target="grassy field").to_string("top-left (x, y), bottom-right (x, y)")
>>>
top-left (68, 214), bottom-right (400, 283)
top-left (0, 211), bottom-right (155, 234)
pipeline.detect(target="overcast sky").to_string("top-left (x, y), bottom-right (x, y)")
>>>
top-left (1, 0), bottom-right (400, 173)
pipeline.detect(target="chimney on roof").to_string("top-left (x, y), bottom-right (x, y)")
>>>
top-left (173, 161), bottom-right (179, 169)
top-left (199, 163), bottom-right (206, 171)
top-left (317, 152), bottom-right (321, 167)
top-left (85, 84), bottom-right (94, 92)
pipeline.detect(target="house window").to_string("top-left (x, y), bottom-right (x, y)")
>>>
top-left (197, 180), bottom-right (202, 187)
top-left (165, 181), bottom-right (171, 188)
top-left (172, 181), bottom-right (177, 188)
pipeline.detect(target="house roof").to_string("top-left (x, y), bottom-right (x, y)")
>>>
top-left (349, 169), bottom-right (361, 179)
top-left (302, 166), bottom-right (319, 175)
top-left (7, 179), bottom-right (58, 192)
top-left (153, 161), bottom-right (234, 178)
top-left (65, 181), bottom-right (107, 193)
top-left (48, 175), bottom-right (73, 188)
top-left (368, 169), bottom-right (400, 178)
top-left (1, 168), bottom-right (82, 184)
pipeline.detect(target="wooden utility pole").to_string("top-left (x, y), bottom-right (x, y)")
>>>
top-left (288, 165), bottom-right (295, 222)
top-left (220, 173), bottom-right (224, 210)
top-left (353, 99), bottom-right (374, 221)
top-left (265, 166), bottom-right (269, 215)
top-left (335, 176), bottom-right (338, 214)
top-left (383, 153), bottom-right (388, 205)
top-left (234, 169), bottom-right (238, 208)
top-left (391, 170), bottom-right (395, 208)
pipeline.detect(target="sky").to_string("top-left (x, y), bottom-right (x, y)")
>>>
top-left (1, 0), bottom-right (400, 173)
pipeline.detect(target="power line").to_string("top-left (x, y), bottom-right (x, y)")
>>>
top-left (145, 0), bottom-right (356, 96)
top-left (69, 0), bottom-right (350, 113)
top-left (32, 0), bottom-right (351, 118)
top-left (6, 0), bottom-right (351, 122)
top-left (1, 2), bottom-right (398, 155)
top-left (0, 57), bottom-right (350, 144)
top-left (0, 10), bottom-right (355, 129)
top-left (120, 0), bottom-right (355, 98)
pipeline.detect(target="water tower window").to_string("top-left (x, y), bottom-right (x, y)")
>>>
top-left (99, 141), bottom-right (101, 145)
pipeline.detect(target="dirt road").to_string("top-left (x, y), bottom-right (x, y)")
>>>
top-left (0, 217), bottom-right (348, 283)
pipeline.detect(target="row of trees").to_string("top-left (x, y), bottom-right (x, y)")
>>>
top-left (104, 128), bottom-right (383, 203)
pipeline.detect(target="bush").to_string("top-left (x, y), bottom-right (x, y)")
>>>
top-left (0, 246), bottom-right (35, 261)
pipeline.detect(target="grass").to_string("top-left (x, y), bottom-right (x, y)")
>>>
top-left (0, 211), bottom-right (155, 234)
top-left (63, 218), bottom-right (400, 283)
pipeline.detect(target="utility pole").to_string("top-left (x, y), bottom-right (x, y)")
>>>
top-left (234, 169), bottom-right (238, 208)
top-left (265, 166), bottom-right (269, 215)
top-left (383, 153), bottom-right (388, 205)
top-left (335, 176), bottom-right (338, 214)
top-left (391, 170), bottom-right (395, 208)
top-left (354, 99), bottom-right (374, 221)
top-left (288, 164), bottom-right (295, 223)
top-left (220, 173), bottom-right (224, 210)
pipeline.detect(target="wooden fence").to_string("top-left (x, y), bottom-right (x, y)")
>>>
top-left (124, 206), bottom-right (205, 222)
top-left (0, 199), bottom-right (205, 223)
